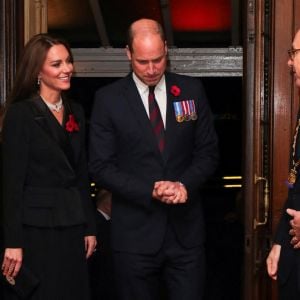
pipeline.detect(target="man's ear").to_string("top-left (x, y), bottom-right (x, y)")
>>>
top-left (164, 41), bottom-right (168, 55)
top-left (126, 45), bottom-right (132, 60)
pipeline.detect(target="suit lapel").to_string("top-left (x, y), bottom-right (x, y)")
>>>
top-left (164, 74), bottom-right (179, 162)
top-left (29, 97), bottom-right (76, 169)
top-left (122, 75), bottom-right (163, 159)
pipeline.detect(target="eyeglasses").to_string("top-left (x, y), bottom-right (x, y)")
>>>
top-left (288, 48), bottom-right (300, 60)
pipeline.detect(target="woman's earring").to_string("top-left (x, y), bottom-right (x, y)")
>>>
top-left (37, 77), bottom-right (41, 86)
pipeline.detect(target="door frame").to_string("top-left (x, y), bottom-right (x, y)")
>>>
top-left (243, 0), bottom-right (300, 299)
top-left (2, 0), bottom-right (300, 299)
top-left (270, 0), bottom-right (300, 298)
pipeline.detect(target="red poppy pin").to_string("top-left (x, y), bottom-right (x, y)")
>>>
top-left (170, 85), bottom-right (181, 97)
top-left (65, 114), bottom-right (79, 133)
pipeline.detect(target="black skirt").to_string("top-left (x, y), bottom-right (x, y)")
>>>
top-left (4, 224), bottom-right (91, 300)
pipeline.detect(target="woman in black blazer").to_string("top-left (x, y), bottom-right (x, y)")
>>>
top-left (1, 34), bottom-right (96, 299)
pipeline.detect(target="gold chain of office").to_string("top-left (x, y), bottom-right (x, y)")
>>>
top-left (288, 118), bottom-right (300, 185)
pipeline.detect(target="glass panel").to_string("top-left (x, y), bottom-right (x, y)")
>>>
top-left (170, 0), bottom-right (233, 47)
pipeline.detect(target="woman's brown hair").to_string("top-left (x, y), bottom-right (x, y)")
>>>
top-left (6, 33), bottom-right (73, 107)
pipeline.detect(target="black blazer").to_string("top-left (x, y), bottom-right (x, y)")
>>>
top-left (89, 72), bottom-right (218, 254)
top-left (273, 111), bottom-right (300, 286)
top-left (273, 185), bottom-right (300, 286)
top-left (2, 96), bottom-right (96, 248)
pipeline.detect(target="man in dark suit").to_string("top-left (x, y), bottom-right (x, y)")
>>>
top-left (89, 18), bottom-right (218, 300)
top-left (267, 29), bottom-right (300, 299)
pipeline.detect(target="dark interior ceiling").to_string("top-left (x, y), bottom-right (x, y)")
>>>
top-left (48, 0), bottom-right (240, 48)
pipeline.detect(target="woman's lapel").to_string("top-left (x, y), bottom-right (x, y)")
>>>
top-left (29, 96), bottom-right (77, 169)
top-left (64, 102), bottom-right (81, 165)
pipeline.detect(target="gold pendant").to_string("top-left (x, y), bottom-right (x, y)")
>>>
top-left (288, 169), bottom-right (297, 184)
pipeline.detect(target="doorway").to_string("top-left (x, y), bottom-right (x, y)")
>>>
top-left (69, 76), bottom-right (244, 300)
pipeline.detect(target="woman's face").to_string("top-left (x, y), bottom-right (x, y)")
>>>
top-left (39, 44), bottom-right (73, 96)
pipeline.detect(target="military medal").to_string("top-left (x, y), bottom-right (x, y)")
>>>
top-left (182, 101), bottom-right (191, 121)
top-left (174, 102), bottom-right (184, 122)
top-left (191, 114), bottom-right (198, 121)
top-left (176, 115), bottom-right (184, 122)
top-left (189, 100), bottom-right (198, 120)
top-left (174, 100), bottom-right (197, 122)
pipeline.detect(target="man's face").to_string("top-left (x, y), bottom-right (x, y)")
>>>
top-left (288, 30), bottom-right (300, 88)
top-left (126, 34), bottom-right (167, 87)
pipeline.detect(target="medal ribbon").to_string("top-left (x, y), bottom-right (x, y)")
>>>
top-left (189, 100), bottom-right (196, 114)
top-left (182, 101), bottom-right (188, 117)
top-left (174, 102), bottom-right (183, 118)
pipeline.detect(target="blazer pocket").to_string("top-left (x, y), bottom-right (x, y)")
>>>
top-left (22, 187), bottom-right (86, 228)
top-left (26, 196), bottom-right (54, 208)
top-left (23, 193), bottom-right (54, 227)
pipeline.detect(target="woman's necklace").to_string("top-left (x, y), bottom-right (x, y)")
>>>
top-left (40, 96), bottom-right (63, 112)
top-left (288, 118), bottom-right (300, 186)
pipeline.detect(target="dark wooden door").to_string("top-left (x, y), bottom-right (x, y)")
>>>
top-left (243, 1), bottom-right (271, 299)
top-left (243, 1), bottom-right (300, 299)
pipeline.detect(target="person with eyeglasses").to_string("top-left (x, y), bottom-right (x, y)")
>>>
top-left (288, 48), bottom-right (300, 61)
top-left (267, 29), bottom-right (300, 299)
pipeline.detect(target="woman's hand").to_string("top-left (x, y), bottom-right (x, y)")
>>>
top-left (2, 248), bottom-right (23, 278)
top-left (84, 236), bottom-right (97, 259)
top-left (266, 244), bottom-right (281, 280)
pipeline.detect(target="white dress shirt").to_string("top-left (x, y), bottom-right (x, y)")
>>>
top-left (132, 73), bottom-right (167, 128)
top-left (97, 208), bottom-right (111, 221)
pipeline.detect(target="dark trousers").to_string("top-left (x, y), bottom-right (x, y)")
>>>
top-left (279, 263), bottom-right (300, 300)
top-left (113, 224), bottom-right (205, 300)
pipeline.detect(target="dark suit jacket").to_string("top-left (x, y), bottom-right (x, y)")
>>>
top-left (274, 185), bottom-right (300, 286)
top-left (2, 96), bottom-right (95, 248)
top-left (274, 111), bottom-right (300, 291)
top-left (273, 111), bottom-right (300, 288)
top-left (89, 72), bottom-right (218, 254)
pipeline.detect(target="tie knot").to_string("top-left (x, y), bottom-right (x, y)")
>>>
top-left (149, 86), bottom-right (155, 94)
